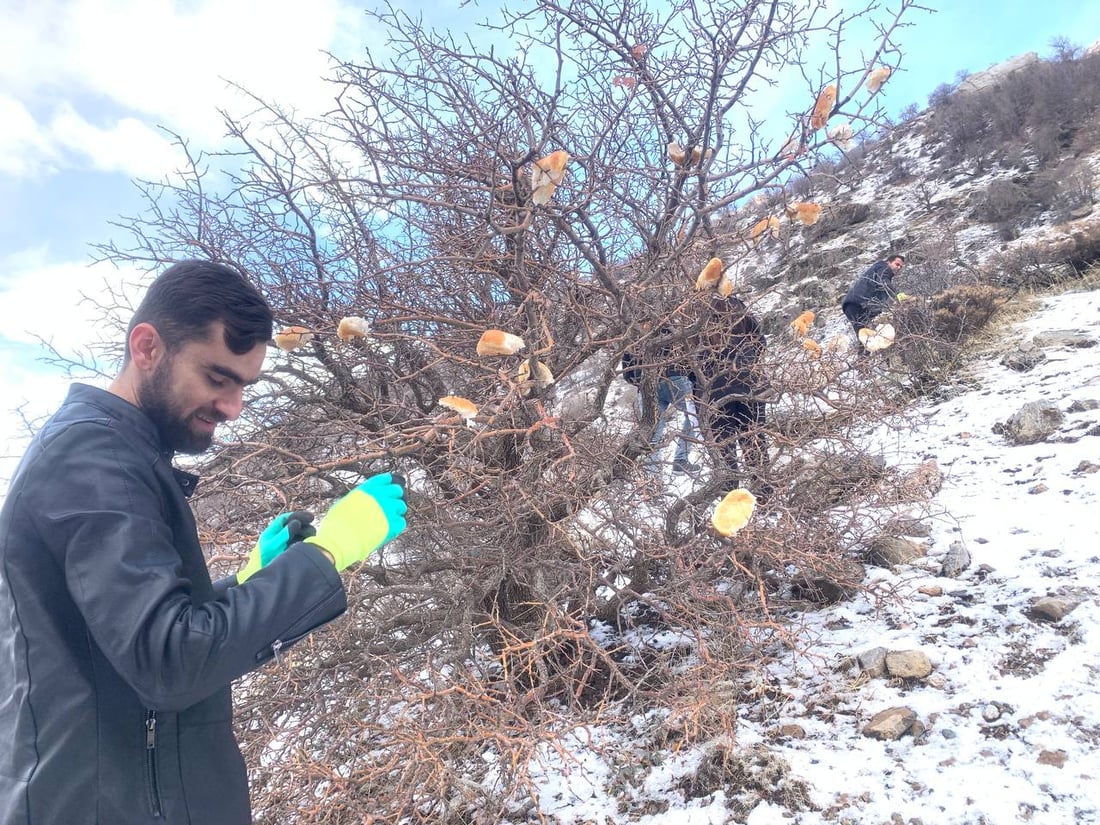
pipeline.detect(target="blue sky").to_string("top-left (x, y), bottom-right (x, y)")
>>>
top-left (1, 0), bottom-right (1099, 469)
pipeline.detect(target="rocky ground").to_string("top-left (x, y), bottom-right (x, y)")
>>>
top-left (730, 285), bottom-right (1100, 824)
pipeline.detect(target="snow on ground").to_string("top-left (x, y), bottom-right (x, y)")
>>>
top-left (742, 287), bottom-right (1100, 823)
top-left (525, 286), bottom-right (1100, 824)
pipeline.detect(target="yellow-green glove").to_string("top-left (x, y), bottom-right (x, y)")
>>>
top-left (237, 511), bottom-right (316, 583)
top-left (896, 292), bottom-right (910, 301)
top-left (305, 473), bottom-right (408, 571)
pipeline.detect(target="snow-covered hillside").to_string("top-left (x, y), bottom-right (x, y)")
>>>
top-left (523, 283), bottom-right (1100, 825)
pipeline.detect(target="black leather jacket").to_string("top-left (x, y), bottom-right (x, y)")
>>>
top-left (0, 384), bottom-right (347, 824)
top-left (693, 296), bottom-right (768, 403)
top-left (842, 259), bottom-right (898, 315)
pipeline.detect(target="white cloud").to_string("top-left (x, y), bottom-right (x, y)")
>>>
top-left (49, 104), bottom-right (182, 178)
top-left (0, 249), bottom-right (148, 485)
top-left (0, 0), bottom-right (376, 181)
top-left (0, 96), bottom-right (57, 176)
top-left (0, 248), bottom-right (144, 353)
top-left (1, 96), bottom-right (188, 181)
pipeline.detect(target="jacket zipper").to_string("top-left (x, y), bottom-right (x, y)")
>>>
top-left (145, 710), bottom-right (163, 818)
top-left (256, 611), bottom-right (343, 664)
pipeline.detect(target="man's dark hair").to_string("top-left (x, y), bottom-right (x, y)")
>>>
top-left (125, 260), bottom-right (273, 361)
top-left (886, 254), bottom-right (906, 264)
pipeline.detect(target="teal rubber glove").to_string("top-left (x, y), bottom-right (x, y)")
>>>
top-left (237, 510), bottom-right (316, 583)
top-left (305, 473), bottom-right (408, 571)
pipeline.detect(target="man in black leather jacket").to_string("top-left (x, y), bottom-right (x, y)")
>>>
top-left (841, 253), bottom-right (905, 345)
top-left (0, 261), bottom-right (405, 824)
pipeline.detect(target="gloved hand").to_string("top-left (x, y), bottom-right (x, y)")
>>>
top-left (896, 292), bottom-right (910, 301)
top-left (305, 473), bottom-right (408, 571)
top-left (237, 510), bottom-right (316, 583)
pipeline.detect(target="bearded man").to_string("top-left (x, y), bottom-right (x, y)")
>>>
top-left (0, 260), bottom-right (408, 824)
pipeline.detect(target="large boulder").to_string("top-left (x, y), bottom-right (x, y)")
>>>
top-left (996, 401), bottom-right (1064, 445)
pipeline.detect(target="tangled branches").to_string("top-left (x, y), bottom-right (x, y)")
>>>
top-left (90, 0), bottom-right (932, 819)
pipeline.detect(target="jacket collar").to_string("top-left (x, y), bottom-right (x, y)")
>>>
top-left (64, 383), bottom-right (201, 497)
top-left (172, 468), bottom-right (200, 498)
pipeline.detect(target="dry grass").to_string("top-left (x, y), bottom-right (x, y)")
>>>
top-left (1045, 260), bottom-right (1100, 295)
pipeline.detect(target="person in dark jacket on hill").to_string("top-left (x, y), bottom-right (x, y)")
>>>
top-left (841, 253), bottom-right (906, 349)
top-left (0, 260), bottom-right (408, 825)
top-left (691, 294), bottom-right (770, 488)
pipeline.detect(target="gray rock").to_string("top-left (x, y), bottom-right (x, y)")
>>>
top-left (777, 724), bottom-right (806, 739)
top-left (868, 536), bottom-right (927, 568)
top-left (791, 576), bottom-right (857, 604)
top-left (940, 541), bottom-right (971, 578)
top-left (1037, 749), bottom-right (1068, 768)
top-left (1067, 399), bottom-right (1100, 413)
top-left (1000, 348), bottom-right (1046, 372)
top-left (857, 647), bottom-right (888, 678)
top-left (1031, 330), bottom-right (1096, 349)
top-left (789, 557), bottom-right (866, 604)
top-left (1027, 597), bottom-right (1077, 623)
top-left (885, 650), bottom-right (933, 679)
top-left (998, 401), bottom-right (1064, 445)
top-left (862, 707), bottom-right (918, 740)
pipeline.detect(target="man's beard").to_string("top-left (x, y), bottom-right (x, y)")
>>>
top-left (137, 358), bottom-right (224, 455)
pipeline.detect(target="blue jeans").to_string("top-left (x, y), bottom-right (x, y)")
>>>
top-left (640, 374), bottom-right (698, 466)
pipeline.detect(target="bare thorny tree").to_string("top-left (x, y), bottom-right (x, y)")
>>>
top-left (87, 0), bottom-right (930, 820)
